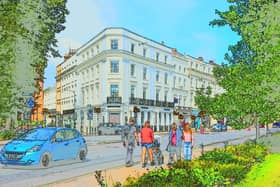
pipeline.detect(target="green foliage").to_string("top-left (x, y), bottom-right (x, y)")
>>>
top-left (200, 148), bottom-right (236, 164)
top-left (195, 1), bottom-right (280, 133)
top-left (0, 130), bottom-right (16, 140)
top-left (236, 154), bottom-right (280, 187)
top-left (122, 143), bottom-right (269, 186)
top-left (217, 163), bottom-right (247, 184)
top-left (0, 0), bottom-right (68, 121)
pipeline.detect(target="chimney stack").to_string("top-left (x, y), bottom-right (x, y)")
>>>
top-left (172, 48), bottom-right (178, 55)
top-left (197, 57), bottom-right (204, 61)
top-left (209, 60), bottom-right (215, 65)
top-left (63, 48), bottom-right (76, 62)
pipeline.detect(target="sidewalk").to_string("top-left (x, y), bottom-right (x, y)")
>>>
top-left (41, 149), bottom-right (203, 187)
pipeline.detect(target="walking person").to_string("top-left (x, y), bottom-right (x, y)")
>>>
top-left (167, 122), bottom-right (183, 165)
top-left (121, 117), bottom-right (139, 167)
top-left (140, 120), bottom-right (155, 168)
top-left (182, 122), bottom-right (194, 161)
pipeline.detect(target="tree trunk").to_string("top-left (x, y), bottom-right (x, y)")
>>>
top-left (265, 122), bottom-right (270, 136)
top-left (5, 117), bottom-right (11, 129)
top-left (255, 116), bottom-right (260, 140)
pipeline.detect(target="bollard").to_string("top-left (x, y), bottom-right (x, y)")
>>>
top-left (200, 143), bottom-right (205, 155)
top-left (224, 141), bottom-right (228, 148)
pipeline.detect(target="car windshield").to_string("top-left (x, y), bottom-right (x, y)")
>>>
top-left (16, 128), bottom-right (56, 141)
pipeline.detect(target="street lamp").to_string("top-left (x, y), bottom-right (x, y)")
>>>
top-left (69, 90), bottom-right (76, 129)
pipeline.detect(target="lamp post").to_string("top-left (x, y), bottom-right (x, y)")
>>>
top-left (69, 90), bottom-right (76, 129)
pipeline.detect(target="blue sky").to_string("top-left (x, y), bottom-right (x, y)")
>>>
top-left (44, 0), bottom-right (240, 88)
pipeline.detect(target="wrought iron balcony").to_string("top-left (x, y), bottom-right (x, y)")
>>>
top-left (107, 97), bottom-right (122, 104)
top-left (129, 97), bottom-right (174, 108)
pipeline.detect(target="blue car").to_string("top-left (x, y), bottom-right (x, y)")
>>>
top-left (0, 128), bottom-right (87, 168)
top-left (272, 122), bottom-right (280, 128)
top-left (211, 123), bottom-right (227, 132)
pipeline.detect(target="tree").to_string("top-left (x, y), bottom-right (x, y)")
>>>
top-left (195, 0), bottom-right (280, 139)
top-left (0, 0), bottom-right (68, 127)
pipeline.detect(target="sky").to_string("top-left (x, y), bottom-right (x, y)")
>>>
top-left (44, 0), bottom-right (240, 89)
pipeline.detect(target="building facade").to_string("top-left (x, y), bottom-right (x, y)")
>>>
top-left (43, 87), bottom-right (56, 126)
top-left (31, 79), bottom-right (44, 123)
top-left (56, 28), bottom-right (222, 134)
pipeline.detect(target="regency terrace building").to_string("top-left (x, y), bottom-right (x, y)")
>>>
top-left (55, 27), bottom-right (222, 135)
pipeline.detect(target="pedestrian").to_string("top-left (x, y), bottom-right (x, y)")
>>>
top-left (182, 122), bottom-right (194, 161)
top-left (167, 122), bottom-right (183, 165)
top-left (140, 120), bottom-right (155, 168)
top-left (200, 123), bottom-right (205, 134)
top-left (121, 117), bottom-right (140, 167)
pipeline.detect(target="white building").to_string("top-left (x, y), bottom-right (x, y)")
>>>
top-left (56, 27), bottom-right (221, 134)
top-left (43, 87), bottom-right (56, 126)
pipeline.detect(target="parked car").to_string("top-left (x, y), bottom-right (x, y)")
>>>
top-left (259, 124), bottom-right (265, 128)
top-left (211, 123), bottom-right (227, 132)
top-left (97, 123), bottom-right (124, 135)
top-left (0, 127), bottom-right (87, 168)
top-left (272, 122), bottom-right (280, 128)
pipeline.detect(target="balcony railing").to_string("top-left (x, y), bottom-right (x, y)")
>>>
top-left (107, 97), bottom-right (122, 104)
top-left (129, 97), bottom-right (174, 108)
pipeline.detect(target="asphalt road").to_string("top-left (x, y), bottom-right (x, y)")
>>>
top-left (0, 128), bottom-right (279, 187)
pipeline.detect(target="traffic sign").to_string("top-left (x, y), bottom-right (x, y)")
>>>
top-left (27, 98), bottom-right (34, 108)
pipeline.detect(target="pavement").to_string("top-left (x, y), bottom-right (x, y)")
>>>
top-left (40, 148), bottom-right (203, 187)
top-left (39, 131), bottom-right (260, 187)
top-left (1, 128), bottom-right (278, 187)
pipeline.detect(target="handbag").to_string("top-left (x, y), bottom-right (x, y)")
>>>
top-left (165, 142), bottom-right (170, 152)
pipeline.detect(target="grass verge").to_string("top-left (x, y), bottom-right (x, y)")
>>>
top-left (235, 153), bottom-right (280, 187)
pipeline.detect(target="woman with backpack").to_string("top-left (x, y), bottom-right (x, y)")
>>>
top-left (182, 122), bottom-right (194, 160)
top-left (167, 122), bottom-right (183, 165)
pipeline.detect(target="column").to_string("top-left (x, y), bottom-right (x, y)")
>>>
top-left (156, 112), bottom-right (160, 131)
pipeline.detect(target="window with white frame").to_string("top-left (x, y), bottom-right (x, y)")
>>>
top-left (164, 91), bottom-right (168, 102)
top-left (143, 87), bottom-right (147, 99)
top-left (164, 72), bottom-right (168, 84)
top-left (130, 85), bottom-right (136, 98)
top-left (156, 88), bottom-right (160, 101)
top-left (96, 45), bottom-right (99, 53)
top-left (130, 64), bottom-right (135, 76)
top-left (164, 55), bottom-right (167, 63)
top-left (156, 52), bottom-right (159, 61)
top-left (143, 67), bottom-right (147, 80)
top-left (110, 84), bottom-right (119, 97)
top-left (131, 43), bottom-right (135, 53)
top-left (143, 48), bottom-right (146, 57)
top-left (111, 39), bottom-right (118, 49)
top-left (110, 61), bottom-right (119, 73)
top-left (173, 76), bottom-right (176, 87)
top-left (156, 71), bottom-right (160, 82)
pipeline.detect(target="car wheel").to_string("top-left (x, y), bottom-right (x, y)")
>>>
top-left (78, 148), bottom-right (87, 161)
top-left (40, 153), bottom-right (51, 168)
top-left (98, 130), bottom-right (102, 135)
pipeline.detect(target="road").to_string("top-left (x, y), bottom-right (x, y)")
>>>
top-left (0, 128), bottom-right (278, 187)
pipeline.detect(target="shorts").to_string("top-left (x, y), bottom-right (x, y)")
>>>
top-left (141, 143), bottom-right (153, 148)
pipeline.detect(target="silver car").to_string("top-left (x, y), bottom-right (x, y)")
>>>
top-left (97, 123), bottom-right (123, 135)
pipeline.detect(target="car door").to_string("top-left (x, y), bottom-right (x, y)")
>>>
top-left (51, 130), bottom-right (66, 161)
top-left (64, 129), bottom-right (80, 159)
